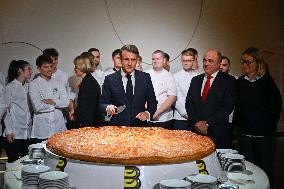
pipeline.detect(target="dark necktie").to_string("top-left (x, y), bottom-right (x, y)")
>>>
top-left (201, 75), bottom-right (212, 102)
top-left (126, 74), bottom-right (133, 103)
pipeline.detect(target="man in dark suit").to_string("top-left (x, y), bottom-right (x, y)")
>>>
top-left (185, 49), bottom-right (236, 148)
top-left (100, 44), bottom-right (157, 126)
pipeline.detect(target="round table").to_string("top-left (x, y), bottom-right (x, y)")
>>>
top-left (3, 156), bottom-right (270, 189)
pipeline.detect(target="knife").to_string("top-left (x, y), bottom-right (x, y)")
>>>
top-left (116, 105), bottom-right (126, 114)
top-left (105, 105), bottom-right (126, 121)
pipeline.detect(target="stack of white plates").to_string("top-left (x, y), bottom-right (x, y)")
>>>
top-left (159, 179), bottom-right (191, 189)
top-left (39, 171), bottom-right (69, 189)
top-left (21, 164), bottom-right (50, 188)
top-left (219, 153), bottom-right (246, 172)
top-left (216, 149), bottom-right (238, 161)
top-left (185, 174), bottom-right (218, 189)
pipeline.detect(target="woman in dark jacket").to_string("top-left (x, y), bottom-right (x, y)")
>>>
top-left (71, 55), bottom-right (103, 128)
top-left (233, 47), bottom-right (282, 186)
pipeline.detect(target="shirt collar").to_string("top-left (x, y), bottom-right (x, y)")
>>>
top-left (121, 69), bottom-right (135, 77)
top-left (12, 79), bottom-right (22, 85)
top-left (206, 70), bottom-right (219, 79)
top-left (244, 74), bottom-right (262, 82)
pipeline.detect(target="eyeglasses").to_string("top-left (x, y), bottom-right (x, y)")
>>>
top-left (240, 59), bottom-right (255, 65)
top-left (181, 59), bottom-right (194, 63)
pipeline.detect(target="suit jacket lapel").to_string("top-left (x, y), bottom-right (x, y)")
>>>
top-left (115, 71), bottom-right (128, 102)
top-left (133, 70), bottom-right (140, 101)
top-left (198, 74), bottom-right (205, 104)
top-left (205, 71), bottom-right (222, 102)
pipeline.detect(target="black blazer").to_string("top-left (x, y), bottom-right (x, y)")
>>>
top-left (185, 71), bottom-right (236, 148)
top-left (100, 70), bottom-right (157, 126)
top-left (75, 73), bottom-right (103, 128)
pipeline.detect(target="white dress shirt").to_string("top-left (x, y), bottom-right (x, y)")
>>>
top-left (29, 76), bottom-right (69, 139)
top-left (173, 69), bottom-right (197, 120)
top-left (146, 68), bottom-right (177, 122)
top-left (201, 71), bottom-right (219, 96)
top-left (3, 79), bottom-right (32, 139)
top-left (121, 70), bottom-right (135, 93)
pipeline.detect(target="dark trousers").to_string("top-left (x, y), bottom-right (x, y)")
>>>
top-left (4, 138), bottom-right (29, 163)
top-left (152, 120), bottom-right (174, 130)
top-left (172, 120), bottom-right (194, 131)
top-left (29, 138), bottom-right (48, 145)
top-left (237, 134), bottom-right (276, 187)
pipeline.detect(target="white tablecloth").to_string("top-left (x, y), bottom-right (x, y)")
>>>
top-left (3, 156), bottom-right (270, 189)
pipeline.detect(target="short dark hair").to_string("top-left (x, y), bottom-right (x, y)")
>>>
top-left (120, 44), bottom-right (139, 56)
top-left (112, 49), bottom-right (121, 57)
top-left (43, 48), bottom-right (59, 58)
top-left (221, 56), bottom-right (230, 64)
top-left (36, 55), bottom-right (53, 67)
top-left (164, 53), bottom-right (170, 61)
top-left (152, 50), bottom-right (165, 58)
top-left (88, 48), bottom-right (100, 53)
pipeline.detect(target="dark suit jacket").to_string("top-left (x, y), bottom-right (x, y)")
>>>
top-left (185, 71), bottom-right (236, 148)
top-left (75, 73), bottom-right (103, 128)
top-left (100, 70), bottom-right (157, 126)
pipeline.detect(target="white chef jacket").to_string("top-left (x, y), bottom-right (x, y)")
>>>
top-left (29, 76), bottom-right (69, 139)
top-left (0, 72), bottom-right (6, 118)
top-left (173, 69), bottom-right (197, 120)
top-left (52, 68), bottom-right (76, 101)
top-left (91, 69), bottom-right (104, 87)
top-left (0, 72), bottom-right (6, 136)
top-left (3, 79), bottom-right (32, 139)
top-left (146, 68), bottom-right (177, 122)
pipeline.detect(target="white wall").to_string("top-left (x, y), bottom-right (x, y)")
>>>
top-left (1, 0), bottom-right (283, 129)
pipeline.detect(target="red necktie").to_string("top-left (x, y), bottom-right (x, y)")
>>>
top-left (201, 75), bottom-right (212, 102)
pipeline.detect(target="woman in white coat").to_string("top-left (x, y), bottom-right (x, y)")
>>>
top-left (3, 60), bottom-right (32, 162)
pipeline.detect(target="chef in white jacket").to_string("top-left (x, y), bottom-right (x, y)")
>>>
top-left (0, 72), bottom-right (6, 135)
top-left (3, 60), bottom-right (32, 162)
top-left (173, 49), bottom-right (198, 130)
top-left (29, 55), bottom-right (69, 144)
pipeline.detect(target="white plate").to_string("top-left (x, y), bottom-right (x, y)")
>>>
top-left (29, 143), bottom-right (45, 150)
top-left (160, 179), bottom-right (191, 188)
top-left (221, 153), bottom-right (244, 160)
top-left (39, 171), bottom-right (69, 180)
top-left (216, 149), bottom-right (238, 154)
top-left (186, 174), bottom-right (217, 183)
top-left (22, 164), bottom-right (50, 174)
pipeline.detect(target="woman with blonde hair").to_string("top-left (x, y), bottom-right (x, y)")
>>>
top-left (233, 47), bottom-right (282, 187)
top-left (72, 55), bottom-right (103, 128)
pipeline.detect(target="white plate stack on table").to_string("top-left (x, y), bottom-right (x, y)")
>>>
top-left (216, 149), bottom-right (246, 173)
top-left (21, 164), bottom-right (50, 189)
top-left (159, 179), bottom-right (191, 189)
top-left (184, 174), bottom-right (218, 189)
top-left (38, 171), bottom-right (69, 189)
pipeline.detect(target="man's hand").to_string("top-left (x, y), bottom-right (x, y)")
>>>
top-left (42, 99), bottom-right (56, 105)
top-left (195, 121), bottom-right (208, 135)
top-left (183, 114), bottom-right (189, 120)
top-left (136, 112), bottom-right (149, 121)
top-left (6, 133), bottom-right (15, 143)
top-left (106, 105), bottom-right (118, 115)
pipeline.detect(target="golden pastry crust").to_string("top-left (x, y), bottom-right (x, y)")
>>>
top-left (47, 126), bottom-right (215, 165)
